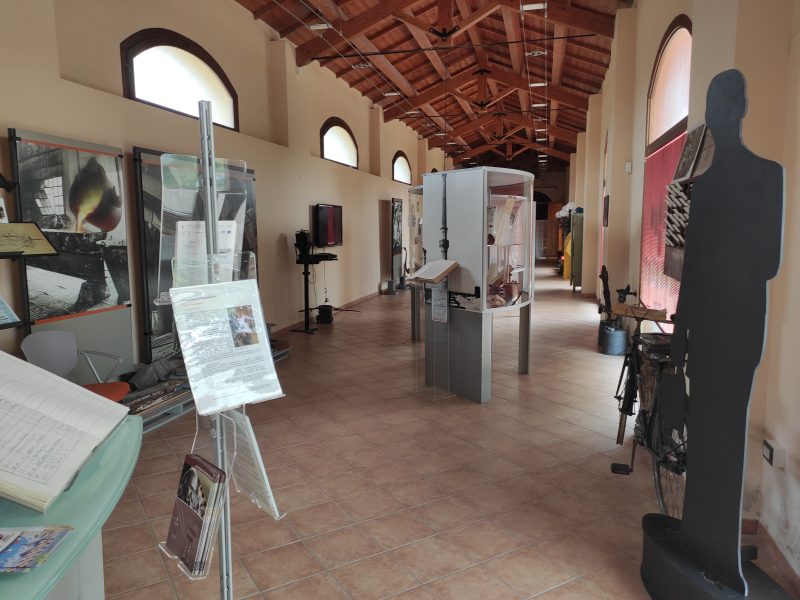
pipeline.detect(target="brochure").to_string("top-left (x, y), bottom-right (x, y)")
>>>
top-left (170, 279), bottom-right (283, 415)
top-left (0, 526), bottom-right (73, 573)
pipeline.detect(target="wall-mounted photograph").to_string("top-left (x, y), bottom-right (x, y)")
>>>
top-left (10, 130), bottom-right (129, 323)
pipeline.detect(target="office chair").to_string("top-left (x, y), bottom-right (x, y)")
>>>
top-left (20, 331), bottom-right (130, 402)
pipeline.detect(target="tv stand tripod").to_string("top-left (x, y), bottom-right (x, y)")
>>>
top-left (292, 252), bottom-right (337, 334)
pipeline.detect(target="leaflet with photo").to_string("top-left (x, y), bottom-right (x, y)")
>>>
top-left (163, 454), bottom-right (226, 577)
top-left (0, 526), bottom-right (73, 572)
top-left (170, 279), bottom-right (283, 415)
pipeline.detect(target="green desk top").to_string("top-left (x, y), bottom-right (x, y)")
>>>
top-left (0, 416), bottom-right (143, 600)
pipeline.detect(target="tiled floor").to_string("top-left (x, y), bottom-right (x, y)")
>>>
top-left (103, 263), bottom-right (658, 599)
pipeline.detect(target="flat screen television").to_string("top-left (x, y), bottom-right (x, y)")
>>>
top-left (313, 204), bottom-right (343, 247)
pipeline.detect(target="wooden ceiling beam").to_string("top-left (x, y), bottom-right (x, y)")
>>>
top-left (455, 0), bottom-right (488, 64)
top-left (500, 5), bottom-right (529, 136)
top-left (506, 135), bottom-right (570, 161)
top-left (253, 2), bottom-right (282, 20)
top-left (430, 111), bottom-right (496, 144)
top-left (383, 68), bottom-right (475, 120)
top-left (393, 11), bottom-right (437, 38)
top-left (384, 63), bottom-right (587, 123)
top-left (450, 1), bottom-right (503, 39)
top-left (352, 35), bottom-right (468, 146)
top-left (488, 68), bottom-right (588, 109)
top-left (280, 0), bottom-right (344, 37)
top-left (502, 112), bottom-right (577, 145)
top-left (548, 23), bottom-right (568, 143)
top-left (437, 0), bottom-right (454, 32)
top-left (501, 0), bottom-right (616, 39)
top-left (295, 0), bottom-right (422, 66)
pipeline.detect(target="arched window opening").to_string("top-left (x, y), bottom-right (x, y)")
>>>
top-left (121, 28), bottom-right (238, 130)
top-left (392, 151), bottom-right (412, 184)
top-left (647, 24), bottom-right (692, 148)
top-left (320, 117), bottom-right (359, 168)
top-left (640, 16), bottom-right (692, 320)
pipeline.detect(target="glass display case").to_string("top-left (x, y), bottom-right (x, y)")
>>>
top-left (417, 167), bottom-right (534, 404)
top-left (421, 167), bottom-right (535, 313)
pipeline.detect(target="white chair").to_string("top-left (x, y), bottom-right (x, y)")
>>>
top-left (21, 331), bottom-right (130, 401)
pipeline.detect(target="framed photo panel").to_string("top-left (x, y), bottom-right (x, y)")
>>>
top-left (9, 129), bottom-right (130, 323)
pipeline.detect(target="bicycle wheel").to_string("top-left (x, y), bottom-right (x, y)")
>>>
top-left (650, 407), bottom-right (688, 518)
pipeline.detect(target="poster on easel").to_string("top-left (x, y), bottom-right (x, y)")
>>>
top-left (170, 278), bottom-right (283, 415)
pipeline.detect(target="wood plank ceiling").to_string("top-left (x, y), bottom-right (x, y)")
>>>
top-left (236, 0), bottom-right (631, 170)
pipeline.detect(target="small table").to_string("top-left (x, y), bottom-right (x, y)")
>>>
top-left (0, 416), bottom-right (143, 600)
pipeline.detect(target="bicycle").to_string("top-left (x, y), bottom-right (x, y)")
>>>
top-left (608, 298), bottom-right (689, 519)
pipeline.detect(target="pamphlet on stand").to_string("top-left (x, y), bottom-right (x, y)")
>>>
top-left (170, 278), bottom-right (283, 416)
top-left (174, 221), bottom-right (238, 287)
top-left (160, 454), bottom-right (227, 580)
top-left (223, 409), bottom-right (284, 520)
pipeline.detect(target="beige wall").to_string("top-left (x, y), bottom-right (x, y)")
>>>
top-left (747, 0), bottom-right (800, 576)
top-left (566, 0), bottom-right (800, 574)
top-left (0, 0), bottom-right (446, 356)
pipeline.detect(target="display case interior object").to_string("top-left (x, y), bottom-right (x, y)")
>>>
top-left (421, 167), bottom-right (534, 312)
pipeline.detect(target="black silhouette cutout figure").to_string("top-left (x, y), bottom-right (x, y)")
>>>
top-left (669, 69), bottom-right (783, 594)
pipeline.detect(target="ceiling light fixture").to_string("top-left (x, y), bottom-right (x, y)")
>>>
top-left (384, 92), bottom-right (402, 97)
top-left (529, 82), bottom-right (547, 88)
top-left (526, 50), bottom-right (547, 57)
top-left (308, 23), bottom-right (332, 30)
top-left (405, 110), bottom-right (421, 115)
top-left (531, 103), bottom-right (547, 108)
top-left (520, 2), bottom-right (547, 11)
top-left (352, 62), bottom-right (371, 69)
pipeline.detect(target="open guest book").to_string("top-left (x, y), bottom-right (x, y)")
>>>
top-left (0, 351), bottom-right (129, 512)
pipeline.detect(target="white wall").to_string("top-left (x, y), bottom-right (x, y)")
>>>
top-left (0, 0), bottom-right (446, 356)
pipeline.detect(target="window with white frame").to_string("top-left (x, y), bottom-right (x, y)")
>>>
top-left (392, 151), bottom-right (412, 184)
top-left (121, 29), bottom-right (238, 129)
top-left (320, 117), bottom-right (359, 168)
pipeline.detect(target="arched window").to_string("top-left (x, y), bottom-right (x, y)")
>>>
top-left (121, 28), bottom-right (238, 130)
top-left (640, 16), bottom-right (692, 319)
top-left (392, 151), bottom-right (412, 184)
top-left (320, 117), bottom-right (359, 168)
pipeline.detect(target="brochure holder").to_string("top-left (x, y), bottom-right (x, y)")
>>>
top-left (158, 406), bottom-right (284, 581)
top-left (156, 101), bottom-right (281, 599)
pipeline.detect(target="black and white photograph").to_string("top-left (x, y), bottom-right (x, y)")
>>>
top-left (12, 130), bottom-right (129, 323)
top-left (177, 465), bottom-right (211, 518)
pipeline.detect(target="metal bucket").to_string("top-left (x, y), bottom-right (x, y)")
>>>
top-left (599, 321), bottom-right (627, 355)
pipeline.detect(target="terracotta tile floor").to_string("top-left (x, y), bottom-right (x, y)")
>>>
top-left (104, 264), bottom-right (656, 599)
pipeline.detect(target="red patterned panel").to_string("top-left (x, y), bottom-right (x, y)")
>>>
top-left (640, 133), bottom-right (686, 318)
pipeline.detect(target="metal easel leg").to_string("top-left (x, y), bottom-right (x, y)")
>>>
top-left (199, 100), bottom-right (234, 600)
